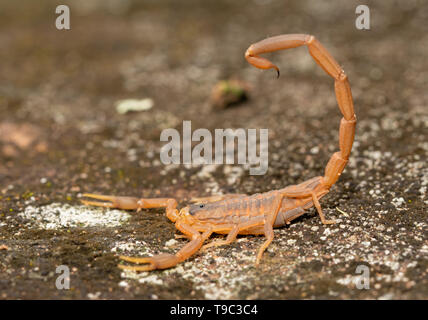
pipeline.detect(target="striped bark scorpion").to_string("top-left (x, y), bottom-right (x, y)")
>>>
top-left (82, 34), bottom-right (356, 272)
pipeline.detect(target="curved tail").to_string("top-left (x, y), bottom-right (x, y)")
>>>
top-left (245, 34), bottom-right (356, 188)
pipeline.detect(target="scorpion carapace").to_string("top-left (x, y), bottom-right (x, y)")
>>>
top-left (82, 34), bottom-right (356, 272)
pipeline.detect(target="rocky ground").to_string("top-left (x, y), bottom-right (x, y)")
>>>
top-left (0, 0), bottom-right (427, 299)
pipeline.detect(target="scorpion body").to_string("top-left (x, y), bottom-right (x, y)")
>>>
top-left (82, 34), bottom-right (356, 271)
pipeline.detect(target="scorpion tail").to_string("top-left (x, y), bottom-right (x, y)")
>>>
top-left (245, 34), bottom-right (356, 188)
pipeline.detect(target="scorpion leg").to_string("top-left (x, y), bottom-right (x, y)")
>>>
top-left (311, 192), bottom-right (336, 225)
top-left (201, 225), bottom-right (240, 251)
top-left (119, 223), bottom-right (213, 272)
top-left (255, 223), bottom-right (274, 265)
top-left (201, 219), bottom-right (276, 266)
top-left (254, 193), bottom-right (287, 265)
top-left (201, 217), bottom-right (265, 251)
top-left (279, 187), bottom-right (336, 225)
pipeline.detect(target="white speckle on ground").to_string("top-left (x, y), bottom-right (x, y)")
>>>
top-left (172, 254), bottom-right (255, 300)
top-left (115, 98), bottom-right (153, 114)
top-left (196, 164), bottom-right (219, 179)
top-left (110, 240), bottom-right (153, 256)
top-left (378, 292), bottom-right (395, 300)
top-left (18, 203), bottom-right (131, 229)
top-left (138, 274), bottom-right (164, 285)
top-left (391, 197), bottom-right (405, 208)
top-left (165, 239), bottom-right (179, 247)
top-left (87, 292), bottom-right (102, 300)
top-left (336, 275), bottom-right (359, 287)
top-left (223, 165), bottom-right (244, 185)
top-left (193, 164), bottom-right (222, 194)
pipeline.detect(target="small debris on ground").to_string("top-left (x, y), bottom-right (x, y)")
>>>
top-left (115, 98), bottom-right (154, 114)
top-left (211, 80), bottom-right (249, 109)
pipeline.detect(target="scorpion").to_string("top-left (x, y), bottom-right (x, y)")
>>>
top-left (82, 34), bottom-right (356, 272)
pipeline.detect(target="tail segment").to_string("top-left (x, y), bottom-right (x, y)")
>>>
top-left (245, 34), bottom-right (356, 188)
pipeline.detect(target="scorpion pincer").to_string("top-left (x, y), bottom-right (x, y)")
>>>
top-left (82, 34), bottom-right (356, 272)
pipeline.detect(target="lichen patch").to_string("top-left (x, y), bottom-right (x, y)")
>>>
top-left (18, 203), bottom-right (130, 230)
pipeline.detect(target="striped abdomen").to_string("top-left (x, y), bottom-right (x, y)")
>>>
top-left (189, 191), bottom-right (280, 225)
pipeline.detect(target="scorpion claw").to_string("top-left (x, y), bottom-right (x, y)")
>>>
top-left (80, 199), bottom-right (115, 208)
top-left (81, 193), bottom-right (141, 210)
top-left (118, 264), bottom-right (155, 272)
top-left (118, 254), bottom-right (180, 271)
top-left (119, 255), bottom-right (153, 264)
top-left (118, 256), bottom-right (157, 272)
top-left (118, 256), bottom-right (156, 271)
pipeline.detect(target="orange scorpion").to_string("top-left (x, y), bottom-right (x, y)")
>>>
top-left (82, 34), bottom-right (356, 272)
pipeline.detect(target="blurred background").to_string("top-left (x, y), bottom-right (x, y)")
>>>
top-left (0, 0), bottom-right (426, 299)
